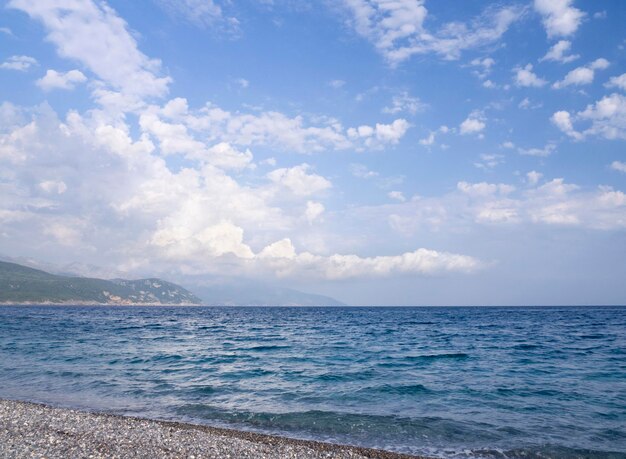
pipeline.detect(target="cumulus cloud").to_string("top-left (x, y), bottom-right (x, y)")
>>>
top-left (342, 0), bottom-right (523, 65)
top-left (258, 238), bottom-right (482, 279)
top-left (460, 112), bottom-right (486, 135)
top-left (577, 93), bottom-right (626, 139)
top-left (379, 178), bottom-right (626, 232)
top-left (606, 73), bottom-right (626, 91)
top-left (382, 92), bottom-right (426, 115)
top-left (469, 57), bottom-right (496, 80)
top-left (553, 93), bottom-right (626, 140)
top-left (419, 125), bottom-right (450, 146)
top-left (39, 180), bottom-right (67, 194)
top-left (9, 0), bottom-right (172, 102)
top-left (347, 119), bottom-right (410, 147)
top-left (0, 55), bottom-right (37, 71)
top-left (458, 181), bottom-right (515, 197)
top-left (526, 171), bottom-right (543, 186)
top-left (36, 69), bottom-right (87, 91)
top-left (534, 0), bottom-right (585, 38)
top-left (304, 201), bottom-right (325, 224)
top-left (388, 191), bottom-right (406, 202)
top-left (513, 64), bottom-right (547, 87)
top-left (0, 103), bottom-right (486, 282)
top-left (158, 98), bottom-right (409, 153)
top-left (610, 161), bottom-right (626, 173)
top-left (350, 163), bottom-right (379, 179)
top-left (154, 0), bottom-right (239, 33)
top-left (540, 40), bottom-right (579, 63)
top-left (551, 110), bottom-right (583, 140)
top-left (552, 58), bottom-right (609, 89)
top-left (267, 164), bottom-right (332, 197)
top-left (518, 143), bottom-right (556, 157)
top-left (474, 153), bottom-right (504, 170)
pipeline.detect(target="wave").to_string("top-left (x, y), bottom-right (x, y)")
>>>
top-left (174, 405), bottom-right (623, 458)
top-left (404, 352), bottom-right (470, 362)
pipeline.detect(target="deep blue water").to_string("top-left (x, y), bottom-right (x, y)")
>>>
top-left (0, 306), bottom-right (625, 458)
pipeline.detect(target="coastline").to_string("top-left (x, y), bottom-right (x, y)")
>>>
top-left (0, 302), bottom-right (202, 306)
top-left (0, 399), bottom-right (430, 459)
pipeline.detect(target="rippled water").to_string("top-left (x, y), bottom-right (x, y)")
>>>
top-left (0, 306), bottom-right (625, 458)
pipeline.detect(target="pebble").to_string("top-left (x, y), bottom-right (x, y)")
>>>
top-left (0, 399), bottom-right (430, 459)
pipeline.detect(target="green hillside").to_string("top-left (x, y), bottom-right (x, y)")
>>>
top-left (0, 261), bottom-right (201, 305)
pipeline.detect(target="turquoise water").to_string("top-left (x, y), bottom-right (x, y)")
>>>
top-left (0, 306), bottom-right (624, 458)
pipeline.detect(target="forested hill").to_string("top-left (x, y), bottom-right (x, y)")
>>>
top-left (0, 261), bottom-right (201, 305)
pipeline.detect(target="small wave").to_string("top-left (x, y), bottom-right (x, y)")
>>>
top-left (239, 345), bottom-right (292, 352)
top-left (404, 352), bottom-right (470, 362)
top-left (511, 344), bottom-right (541, 350)
top-left (366, 383), bottom-right (431, 396)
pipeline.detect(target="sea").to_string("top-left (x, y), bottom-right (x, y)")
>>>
top-left (0, 306), bottom-right (624, 458)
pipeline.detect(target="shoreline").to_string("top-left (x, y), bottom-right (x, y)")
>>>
top-left (0, 399), bottom-right (431, 459)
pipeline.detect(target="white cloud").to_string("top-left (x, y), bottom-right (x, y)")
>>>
top-left (518, 143), bottom-right (556, 157)
top-left (259, 238), bottom-right (482, 279)
top-left (382, 91), bottom-right (426, 115)
top-left (304, 201), bottom-right (325, 224)
top-left (518, 97), bottom-right (542, 110)
top-left (348, 119), bottom-right (410, 147)
top-left (554, 94), bottom-right (626, 141)
top-left (534, 0), bottom-right (585, 38)
top-left (267, 164), bottom-right (332, 197)
top-left (260, 157), bottom-right (277, 167)
top-left (9, 0), bottom-right (172, 102)
top-left (0, 55), bottom-right (37, 71)
top-left (526, 171), bottom-right (543, 186)
top-left (419, 131), bottom-right (436, 146)
top-left (419, 125), bottom-right (449, 146)
top-left (36, 69), bottom-right (87, 91)
top-left (460, 113), bottom-right (486, 135)
top-left (151, 220), bottom-right (255, 260)
top-left (388, 191), bottom-right (406, 202)
top-left (610, 161), bottom-right (626, 173)
top-left (342, 0), bottom-right (523, 64)
top-left (205, 142), bottom-right (254, 171)
top-left (166, 99), bottom-right (409, 153)
top-left (606, 73), bottom-right (626, 91)
top-left (514, 64), bottom-right (547, 87)
top-left (235, 78), bottom-right (249, 89)
top-left (551, 110), bottom-right (583, 140)
top-left (470, 57), bottom-right (496, 80)
top-left (39, 180), bottom-right (67, 194)
top-left (458, 181), bottom-right (515, 197)
top-left (577, 93), bottom-right (626, 140)
top-left (0, 27), bottom-right (13, 36)
top-left (540, 40), bottom-right (579, 63)
top-left (1, 104), bottom-right (487, 282)
top-left (154, 0), bottom-right (240, 34)
top-left (552, 58), bottom-right (609, 89)
top-left (329, 79), bottom-right (346, 89)
top-left (350, 163), bottom-right (379, 179)
top-left (474, 153), bottom-right (504, 170)
top-left (379, 178), bottom-right (626, 232)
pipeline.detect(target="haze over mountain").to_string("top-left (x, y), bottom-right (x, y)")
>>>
top-left (0, 261), bottom-right (202, 305)
top-left (0, 260), bottom-right (345, 306)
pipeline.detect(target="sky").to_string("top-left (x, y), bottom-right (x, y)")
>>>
top-left (0, 0), bottom-right (625, 305)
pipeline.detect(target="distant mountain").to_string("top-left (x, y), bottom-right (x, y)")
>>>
top-left (191, 281), bottom-right (345, 306)
top-left (0, 261), bottom-right (201, 305)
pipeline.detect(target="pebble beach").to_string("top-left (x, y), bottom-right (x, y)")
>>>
top-left (0, 399), bottom-right (427, 459)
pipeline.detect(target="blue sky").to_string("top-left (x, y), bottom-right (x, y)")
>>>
top-left (0, 0), bottom-right (625, 305)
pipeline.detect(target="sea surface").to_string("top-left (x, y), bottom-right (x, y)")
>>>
top-left (0, 306), bottom-right (624, 458)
